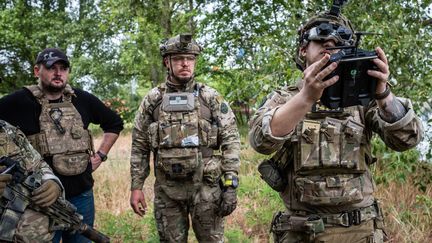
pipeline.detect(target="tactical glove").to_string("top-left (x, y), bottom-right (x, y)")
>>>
top-left (32, 180), bottom-right (61, 207)
top-left (218, 187), bottom-right (237, 217)
top-left (0, 168), bottom-right (12, 196)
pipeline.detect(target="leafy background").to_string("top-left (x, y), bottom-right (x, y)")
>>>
top-left (1, 0), bottom-right (431, 242)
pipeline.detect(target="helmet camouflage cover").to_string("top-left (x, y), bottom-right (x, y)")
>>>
top-left (159, 33), bottom-right (203, 57)
top-left (294, 12), bottom-right (356, 70)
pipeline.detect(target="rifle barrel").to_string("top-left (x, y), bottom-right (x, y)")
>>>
top-left (79, 224), bottom-right (111, 243)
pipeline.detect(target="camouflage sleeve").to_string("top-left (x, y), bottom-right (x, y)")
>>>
top-left (7, 123), bottom-right (64, 194)
top-left (248, 87), bottom-right (297, 155)
top-left (39, 160), bottom-right (65, 197)
top-left (130, 92), bottom-right (155, 190)
top-left (365, 97), bottom-right (423, 151)
top-left (204, 87), bottom-right (240, 174)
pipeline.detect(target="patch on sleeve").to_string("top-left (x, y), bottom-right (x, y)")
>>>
top-left (220, 102), bottom-right (229, 114)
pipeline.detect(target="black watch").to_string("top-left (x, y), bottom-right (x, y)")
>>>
top-left (96, 151), bottom-right (108, 162)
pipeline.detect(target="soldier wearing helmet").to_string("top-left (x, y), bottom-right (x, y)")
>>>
top-left (130, 34), bottom-right (240, 242)
top-left (249, 5), bottom-right (423, 243)
top-left (160, 34), bottom-right (202, 84)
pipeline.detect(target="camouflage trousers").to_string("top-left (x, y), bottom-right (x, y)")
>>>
top-left (272, 216), bottom-right (385, 243)
top-left (153, 182), bottom-right (224, 243)
top-left (14, 209), bottom-right (53, 243)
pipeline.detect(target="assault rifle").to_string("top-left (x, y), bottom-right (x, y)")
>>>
top-left (0, 157), bottom-right (110, 243)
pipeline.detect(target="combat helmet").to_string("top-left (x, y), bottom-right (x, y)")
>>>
top-left (294, 12), bottom-right (356, 70)
top-left (159, 33), bottom-right (203, 58)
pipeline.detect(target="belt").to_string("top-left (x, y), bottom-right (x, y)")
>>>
top-left (294, 204), bottom-right (379, 228)
top-left (320, 204), bottom-right (378, 227)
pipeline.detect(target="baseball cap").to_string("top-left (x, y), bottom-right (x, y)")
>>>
top-left (35, 48), bottom-right (70, 68)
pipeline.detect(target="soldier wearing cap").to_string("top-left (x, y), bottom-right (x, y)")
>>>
top-left (0, 48), bottom-right (123, 243)
top-left (249, 8), bottom-right (423, 243)
top-left (130, 34), bottom-right (240, 242)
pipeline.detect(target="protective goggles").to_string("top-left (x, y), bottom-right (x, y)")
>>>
top-left (303, 22), bottom-right (353, 45)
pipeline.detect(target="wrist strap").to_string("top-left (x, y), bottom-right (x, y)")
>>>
top-left (96, 151), bottom-right (107, 162)
top-left (375, 84), bottom-right (391, 100)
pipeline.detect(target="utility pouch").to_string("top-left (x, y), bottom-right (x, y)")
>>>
top-left (258, 159), bottom-right (286, 192)
top-left (341, 119), bottom-right (365, 170)
top-left (296, 120), bottom-right (321, 172)
top-left (157, 147), bottom-right (200, 179)
top-left (304, 215), bottom-right (325, 235)
top-left (294, 174), bottom-right (364, 206)
top-left (271, 211), bottom-right (325, 235)
top-left (52, 152), bottom-right (89, 176)
top-left (320, 118), bottom-right (342, 168)
top-left (70, 124), bottom-right (83, 139)
top-left (158, 121), bottom-right (199, 148)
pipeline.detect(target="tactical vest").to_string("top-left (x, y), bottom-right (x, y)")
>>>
top-left (25, 85), bottom-right (93, 176)
top-left (289, 104), bottom-right (373, 208)
top-left (0, 120), bottom-right (43, 242)
top-left (148, 83), bottom-right (219, 180)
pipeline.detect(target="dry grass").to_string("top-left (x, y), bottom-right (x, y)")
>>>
top-left (91, 133), bottom-right (432, 243)
top-left (376, 181), bottom-right (432, 243)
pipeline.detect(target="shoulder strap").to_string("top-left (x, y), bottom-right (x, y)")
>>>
top-left (151, 85), bottom-right (165, 122)
top-left (24, 84), bottom-right (75, 103)
top-left (62, 84), bottom-right (75, 102)
top-left (197, 83), bottom-right (213, 121)
top-left (24, 84), bottom-right (44, 101)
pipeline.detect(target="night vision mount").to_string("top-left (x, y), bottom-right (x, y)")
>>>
top-left (329, 0), bottom-right (348, 17)
top-left (320, 0), bottom-right (379, 109)
top-left (179, 33), bottom-right (193, 49)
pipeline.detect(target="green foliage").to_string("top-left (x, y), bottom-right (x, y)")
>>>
top-left (224, 227), bottom-right (251, 243)
top-left (2, 0), bottom-right (431, 127)
top-left (412, 162), bottom-right (432, 192)
top-left (371, 136), bottom-right (429, 192)
top-left (97, 210), bottom-right (158, 242)
top-left (238, 175), bottom-right (284, 231)
top-left (102, 97), bottom-right (139, 123)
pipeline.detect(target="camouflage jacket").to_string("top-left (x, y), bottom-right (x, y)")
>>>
top-left (130, 79), bottom-right (240, 190)
top-left (249, 84), bottom-right (423, 213)
top-left (0, 120), bottom-right (63, 192)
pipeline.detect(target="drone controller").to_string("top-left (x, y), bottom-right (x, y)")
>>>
top-left (321, 44), bottom-right (378, 109)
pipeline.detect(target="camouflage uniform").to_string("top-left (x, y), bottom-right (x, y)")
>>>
top-left (131, 75), bottom-right (240, 242)
top-left (0, 120), bottom-right (63, 242)
top-left (249, 82), bottom-right (423, 242)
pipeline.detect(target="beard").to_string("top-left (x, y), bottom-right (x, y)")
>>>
top-left (174, 75), bottom-right (193, 84)
top-left (41, 79), bottom-right (66, 93)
